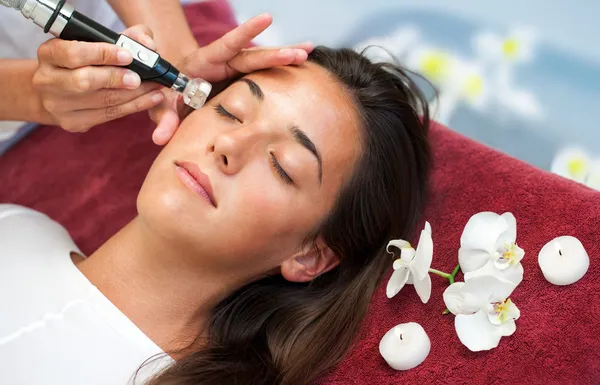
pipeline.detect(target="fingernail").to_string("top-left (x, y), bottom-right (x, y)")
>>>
top-left (117, 49), bottom-right (133, 64)
top-left (279, 48), bottom-right (294, 56)
top-left (295, 50), bottom-right (308, 61)
top-left (123, 71), bottom-right (140, 88)
top-left (152, 92), bottom-right (164, 103)
top-left (301, 41), bottom-right (315, 50)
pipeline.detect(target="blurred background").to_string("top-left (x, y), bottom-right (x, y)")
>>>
top-left (231, 0), bottom-right (600, 188)
top-left (1, 0), bottom-right (598, 188)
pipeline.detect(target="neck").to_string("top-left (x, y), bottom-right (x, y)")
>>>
top-left (77, 217), bottom-right (236, 355)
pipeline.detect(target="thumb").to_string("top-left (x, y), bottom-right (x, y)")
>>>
top-left (152, 109), bottom-right (180, 145)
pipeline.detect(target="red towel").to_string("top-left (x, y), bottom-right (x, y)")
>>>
top-left (315, 127), bottom-right (600, 385)
top-left (1, 1), bottom-right (598, 384)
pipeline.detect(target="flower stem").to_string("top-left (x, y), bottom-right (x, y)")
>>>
top-left (428, 268), bottom-right (452, 279)
top-left (448, 264), bottom-right (461, 285)
top-left (428, 264), bottom-right (461, 315)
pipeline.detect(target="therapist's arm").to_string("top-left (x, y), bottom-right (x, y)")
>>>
top-left (106, 0), bottom-right (198, 63)
top-left (0, 60), bottom-right (53, 124)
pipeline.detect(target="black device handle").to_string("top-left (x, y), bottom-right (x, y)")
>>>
top-left (59, 11), bottom-right (119, 44)
top-left (58, 11), bottom-right (178, 88)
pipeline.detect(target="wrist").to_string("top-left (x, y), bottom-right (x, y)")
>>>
top-left (31, 96), bottom-right (55, 126)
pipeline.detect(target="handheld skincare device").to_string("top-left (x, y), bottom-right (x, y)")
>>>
top-left (0, 0), bottom-right (212, 109)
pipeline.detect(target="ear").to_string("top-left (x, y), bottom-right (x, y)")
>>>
top-left (280, 240), bottom-right (340, 283)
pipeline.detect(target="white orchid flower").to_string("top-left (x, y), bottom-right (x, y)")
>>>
top-left (406, 46), bottom-right (454, 86)
top-left (473, 26), bottom-right (537, 64)
top-left (551, 145), bottom-right (600, 189)
top-left (354, 26), bottom-right (421, 62)
top-left (443, 275), bottom-right (520, 351)
top-left (585, 159), bottom-right (600, 191)
top-left (406, 47), bottom-right (489, 124)
top-left (458, 212), bottom-right (524, 286)
top-left (386, 222), bottom-right (433, 303)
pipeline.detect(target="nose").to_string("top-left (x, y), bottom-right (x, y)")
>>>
top-left (208, 125), bottom-right (264, 175)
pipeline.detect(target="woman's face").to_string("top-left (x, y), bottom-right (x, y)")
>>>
top-left (137, 62), bottom-right (362, 279)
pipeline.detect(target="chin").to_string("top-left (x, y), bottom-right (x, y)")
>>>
top-left (136, 175), bottom-right (196, 243)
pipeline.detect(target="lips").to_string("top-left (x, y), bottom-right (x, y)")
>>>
top-left (174, 161), bottom-right (217, 207)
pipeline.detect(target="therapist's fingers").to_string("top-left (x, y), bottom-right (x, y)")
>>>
top-left (59, 90), bottom-right (165, 133)
top-left (149, 92), bottom-right (183, 145)
top-left (226, 47), bottom-right (309, 73)
top-left (122, 24), bottom-right (157, 51)
top-left (36, 65), bottom-right (146, 93)
top-left (48, 83), bottom-right (161, 112)
top-left (243, 41), bottom-right (314, 54)
top-left (202, 13), bottom-right (273, 64)
top-left (152, 108), bottom-right (180, 145)
top-left (37, 39), bottom-right (134, 69)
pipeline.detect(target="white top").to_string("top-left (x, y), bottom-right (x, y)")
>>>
top-left (0, 204), bottom-right (174, 385)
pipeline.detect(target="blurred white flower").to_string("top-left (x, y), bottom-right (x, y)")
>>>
top-left (450, 57), bottom-right (489, 109)
top-left (443, 275), bottom-right (520, 351)
top-left (495, 84), bottom-right (544, 120)
top-left (458, 212), bottom-right (524, 286)
top-left (406, 47), bottom-right (489, 123)
top-left (585, 159), bottom-right (600, 190)
top-left (407, 46), bottom-right (453, 85)
top-left (551, 146), bottom-right (597, 184)
top-left (473, 27), bottom-right (538, 64)
top-left (354, 26), bottom-right (420, 62)
top-left (386, 222), bottom-right (433, 303)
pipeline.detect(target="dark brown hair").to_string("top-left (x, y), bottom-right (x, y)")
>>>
top-left (145, 46), bottom-right (431, 385)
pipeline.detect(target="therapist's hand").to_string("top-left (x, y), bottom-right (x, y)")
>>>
top-left (149, 13), bottom-right (314, 145)
top-left (33, 25), bottom-right (164, 133)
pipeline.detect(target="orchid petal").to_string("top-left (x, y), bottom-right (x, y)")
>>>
top-left (411, 225), bottom-right (433, 280)
top-left (504, 298), bottom-right (520, 321)
top-left (386, 267), bottom-right (410, 298)
top-left (406, 274), bottom-right (413, 285)
top-left (443, 282), bottom-right (483, 315)
top-left (460, 212), bottom-right (508, 254)
top-left (501, 319), bottom-right (517, 336)
top-left (492, 242), bottom-right (524, 270)
top-left (461, 275), bottom-right (516, 303)
top-left (497, 212), bottom-right (517, 244)
top-left (387, 240), bottom-right (411, 254)
top-left (455, 310), bottom-right (504, 351)
top-left (458, 248), bottom-right (491, 273)
top-left (411, 269), bottom-right (431, 304)
top-left (400, 247), bottom-right (416, 263)
top-left (464, 260), bottom-right (524, 287)
top-left (424, 221), bottom-right (432, 234)
top-left (392, 258), bottom-right (406, 270)
top-left (486, 298), bottom-right (520, 325)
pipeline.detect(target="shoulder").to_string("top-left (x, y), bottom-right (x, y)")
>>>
top-left (0, 204), bottom-right (80, 256)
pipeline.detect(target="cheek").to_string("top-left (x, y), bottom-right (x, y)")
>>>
top-left (224, 172), bottom-right (321, 252)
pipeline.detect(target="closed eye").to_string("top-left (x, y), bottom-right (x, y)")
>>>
top-left (270, 153), bottom-right (293, 185)
top-left (214, 104), bottom-right (241, 123)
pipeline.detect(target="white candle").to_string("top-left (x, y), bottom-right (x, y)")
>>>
top-left (538, 236), bottom-right (590, 285)
top-left (379, 322), bottom-right (430, 370)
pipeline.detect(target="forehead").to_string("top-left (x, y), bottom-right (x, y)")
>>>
top-left (238, 63), bottom-right (363, 184)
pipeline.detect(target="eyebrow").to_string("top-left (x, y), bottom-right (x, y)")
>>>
top-left (238, 78), bottom-right (323, 184)
top-left (238, 78), bottom-right (264, 101)
top-left (291, 126), bottom-right (323, 184)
